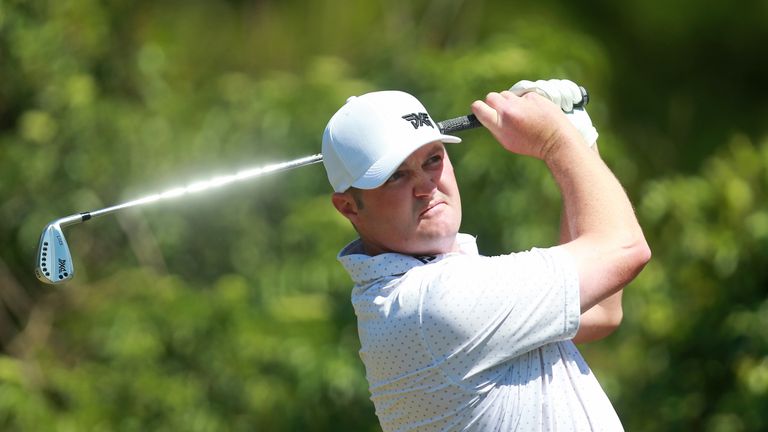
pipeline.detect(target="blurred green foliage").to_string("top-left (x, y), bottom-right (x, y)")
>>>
top-left (1, 0), bottom-right (767, 430)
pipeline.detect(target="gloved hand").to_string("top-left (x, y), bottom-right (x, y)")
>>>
top-left (509, 79), bottom-right (598, 148)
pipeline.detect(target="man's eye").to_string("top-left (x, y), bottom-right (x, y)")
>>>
top-left (386, 171), bottom-right (404, 183)
top-left (426, 155), bottom-right (443, 166)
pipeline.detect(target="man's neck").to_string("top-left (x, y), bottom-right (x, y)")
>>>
top-left (360, 237), bottom-right (460, 257)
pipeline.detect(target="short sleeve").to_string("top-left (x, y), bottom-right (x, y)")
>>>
top-left (417, 246), bottom-right (580, 380)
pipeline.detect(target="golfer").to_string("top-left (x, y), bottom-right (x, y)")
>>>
top-left (321, 79), bottom-right (651, 431)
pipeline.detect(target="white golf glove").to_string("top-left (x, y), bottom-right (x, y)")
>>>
top-left (509, 79), bottom-right (598, 148)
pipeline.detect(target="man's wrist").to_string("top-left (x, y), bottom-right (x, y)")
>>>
top-left (541, 126), bottom-right (590, 164)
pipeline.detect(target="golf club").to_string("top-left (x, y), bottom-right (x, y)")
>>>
top-left (35, 87), bottom-right (588, 284)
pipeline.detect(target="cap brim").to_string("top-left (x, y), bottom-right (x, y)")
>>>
top-left (350, 134), bottom-right (461, 190)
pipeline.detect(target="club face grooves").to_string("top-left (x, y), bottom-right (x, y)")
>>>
top-left (35, 223), bottom-right (74, 284)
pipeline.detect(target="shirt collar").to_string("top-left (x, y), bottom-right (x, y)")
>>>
top-left (337, 234), bottom-right (478, 285)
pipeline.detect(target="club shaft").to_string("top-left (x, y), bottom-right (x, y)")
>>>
top-left (67, 154), bottom-right (323, 225)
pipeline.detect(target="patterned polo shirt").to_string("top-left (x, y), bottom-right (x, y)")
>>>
top-left (339, 234), bottom-right (624, 431)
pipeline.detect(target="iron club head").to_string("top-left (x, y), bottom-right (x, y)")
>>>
top-left (35, 214), bottom-right (85, 284)
top-left (36, 222), bottom-right (74, 284)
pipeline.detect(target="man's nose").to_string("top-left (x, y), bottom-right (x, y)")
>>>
top-left (413, 170), bottom-right (437, 197)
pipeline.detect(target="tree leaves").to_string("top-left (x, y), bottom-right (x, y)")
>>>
top-left (1, 1), bottom-right (767, 430)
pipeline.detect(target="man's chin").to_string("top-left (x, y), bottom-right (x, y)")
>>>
top-left (410, 234), bottom-right (460, 256)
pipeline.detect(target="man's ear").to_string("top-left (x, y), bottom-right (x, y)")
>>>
top-left (331, 192), bottom-right (359, 222)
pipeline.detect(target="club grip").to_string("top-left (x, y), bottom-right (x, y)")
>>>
top-left (437, 114), bottom-right (482, 134)
top-left (438, 85), bottom-right (589, 134)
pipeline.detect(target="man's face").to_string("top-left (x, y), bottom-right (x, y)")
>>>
top-left (332, 142), bottom-right (462, 256)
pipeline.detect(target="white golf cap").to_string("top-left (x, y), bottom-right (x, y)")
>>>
top-left (322, 91), bottom-right (461, 193)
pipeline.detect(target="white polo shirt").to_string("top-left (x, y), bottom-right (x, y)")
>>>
top-left (339, 234), bottom-right (624, 432)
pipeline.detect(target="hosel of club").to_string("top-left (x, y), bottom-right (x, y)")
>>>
top-left (34, 85), bottom-right (588, 284)
top-left (57, 213), bottom-right (90, 228)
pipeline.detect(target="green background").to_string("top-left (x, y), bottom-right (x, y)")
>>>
top-left (1, 0), bottom-right (767, 430)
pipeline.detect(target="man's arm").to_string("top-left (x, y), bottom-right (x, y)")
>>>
top-left (558, 165), bottom-right (624, 343)
top-left (471, 91), bottom-right (651, 314)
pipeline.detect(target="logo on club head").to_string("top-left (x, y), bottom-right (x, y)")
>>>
top-left (58, 258), bottom-right (67, 273)
top-left (402, 113), bottom-right (434, 129)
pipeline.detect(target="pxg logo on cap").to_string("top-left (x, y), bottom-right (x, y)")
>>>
top-left (402, 113), bottom-right (434, 130)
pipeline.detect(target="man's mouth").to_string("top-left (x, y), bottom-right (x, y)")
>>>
top-left (419, 201), bottom-right (446, 218)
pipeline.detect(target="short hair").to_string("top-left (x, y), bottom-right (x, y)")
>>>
top-left (348, 187), bottom-right (365, 210)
